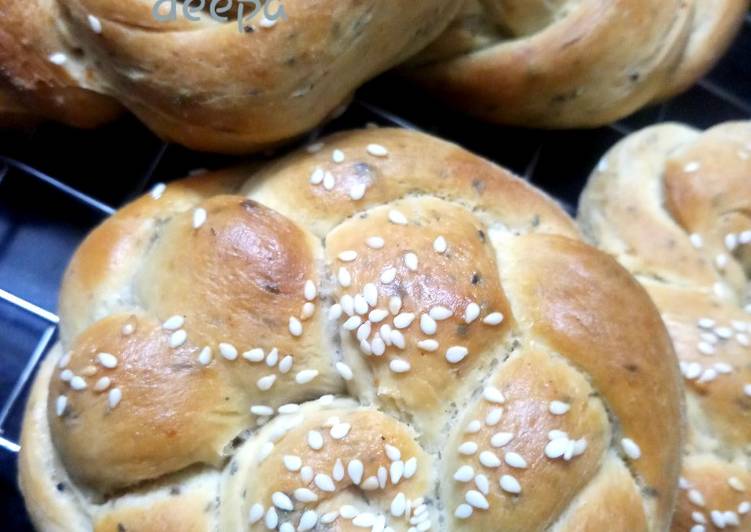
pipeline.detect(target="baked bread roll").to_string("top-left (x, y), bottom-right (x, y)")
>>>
top-left (406, 0), bottom-right (748, 128)
top-left (19, 128), bottom-right (683, 531)
top-left (579, 121), bottom-right (751, 531)
top-left (0, 1), bottom-right (458, 152)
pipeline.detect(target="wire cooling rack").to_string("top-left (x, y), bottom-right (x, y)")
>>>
top-left (0, 18), bottom-right (749, 529)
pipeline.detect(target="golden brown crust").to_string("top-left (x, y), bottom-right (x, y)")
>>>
top-left (21, 127), bottom-right (682, 531)
top-left (406, 0), bottom-right (748, 128)
top-left (0, 0), bottom-right (459, 152)
top-left (578, 120), bottom-right (751, 531)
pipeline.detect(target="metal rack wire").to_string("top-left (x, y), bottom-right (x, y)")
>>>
top-left (0, 17), bottom-right (748, 527)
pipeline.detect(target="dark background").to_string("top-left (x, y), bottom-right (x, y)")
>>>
top-left (0, 16), bottom-right (749, 530)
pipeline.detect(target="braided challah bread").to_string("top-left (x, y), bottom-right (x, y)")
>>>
top-left (19, 128), bottom-right (684, 531)
top-left (405, 0), bottom-right (748, 128)
top-left (0, 1), bottom-right (458, 152)
top-left (579, 121), bottom-right (751, 531)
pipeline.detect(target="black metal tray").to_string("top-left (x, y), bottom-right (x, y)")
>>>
top-left (1, 16), bottom-right (749, 529)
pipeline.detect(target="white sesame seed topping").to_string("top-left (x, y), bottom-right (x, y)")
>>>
top-left (300, 465), bottom-right (313, 482)
top-left (404, 457), bottom-right (417, 478)
top-left (433, 236), bottom-right (447, 254)
top-left (309, 168), bottom-right (325, 185)
top-left (483, 386), bottom-right (505, 404)
top-left (729, 477), bottom-right (745, 492)
top-left (338, 250), bottom-right (358, 262)
top-left (491, 432), bottom-right (513, 447)
top-left (315, 473), bottom-right (336, 492)
top-left (366, 236), bottom-right (385, 249)
top-left (256, 375), bottom-right (276, 390)
top-left (335, 362), bottom-right (353, 381)
top-left (715, 254), bottom-right (729, 270)
top-left (697, 342), bottom-right (715, 356)
top-left (369, 308), bottom-right (389, 323)
top-left (340, 505), bottom-right (359, 518)
top-left (70, 376), bottom-right (86, 391)
top-left (684, 162), bottom-right (700, 173)
top-left (363, 283), bottom-right (378, 307)
top-left (327, 304), bottom-right (343, 321)
top-left (390, 330), bottom-right (405, 349)
top-left (621, 438), bottom-right (641, 460)
top-left (464, 303), bottom-right (480, 324)
top-left (349, 183), bottom-right (367, 200)
top-left (49, 52), bottom-right (67, 65)
top-left (277, 403), bottom-right (299, 415)
top-left (420, 314), bottom-right (437, 335)
top-left (404, 252), bottom-right (418, 271)
top-left (479, 450), bottom-right (501, 468)
top-left (298, 510), bottom-right (318, 531)
top-left (348, 459), bottom-right (364, 484)
top-left (698, 318), bottom-right (716, 329)
top-left (296, 369), bottom-right (319, 384)
top-left (249, 503), bottom-right (264, 524)
top-left (300, 302), bottom-right (316, 320)
top-left (272, 492), bottom-right (294, 511)
top-left (430, 306), bottom-right (452, 320)
top-left (445, 346), bottom-right (468, 364)
top-left (58, 353), bottom-right (72, 369)
top-left (389, 358), bottom-right (411, 373)
top-left (162, 315), bottom-right (184, 330)
top-left (458, 441), bottom-right (478, 455)
top-left (688, 489), bottom-right (705, 507)
top-left (294, 487), bottom-right (318, 503)
top-left (454, 504), bottom-right (473, 519)
top-left (545, 437), bottom-right (568, 459)
top-left (332, 149), bottom-right (345, 163)
top-left (149, 182), bottom-right (166, 199)
top-left (391, 492), bottom-right (407, 517)
top-left (197, 346), bottom-right (212, 365)
top-left (465, 490), bottom-right (489, 509)
top-left (454, 465), bottom-right (474, 482)
top-left (169, 329), bottom-right (187, 348)
top-left (352, 513), bottom-right (376, 527)
top-left (219, 342), bottom-right (238, 360)
top-left (265, 507), bottom-right (278, 529)
top-left (725, 233), bottom-right (738, 251)
top-left (378, 465), bottom-right (387, 488)
top-left (330, 422), bottom-right (351, 440)
top-left (417, 339), bottom-right (439, 352)
top-left (482, 312), bottom-right (504, 326)
top-left (388, 210), bottom-right (408, 225)
top-left (500, 474), bottom-right (521, 494)
top-left (307, 430), bottom-right (323, 450)
top-left (60, 369), bottom-right (73, 382)
top-left (474, 474), bottom-right (490, 495)
top-left (465, 420), bottom-right (482, 433)
top-left (303, 280), bottom-right (317, 301)
top-left (96, 352), bottom-right (118, 369)
top-left (390, 460), bottom-right (405, 484)
top-left (192, 208), bottom-right (207, 229)
top-left (549, 400), bottom-right (570, 415)
top-left (242, 348), bottom-right (264, 362)
top-left (338, 267), bottom-right (352, 287)
top-left (689, 233), bottom-right (704, 248)
top-left (710, 510), bottom-right (726, 528)
top-left (108, 387), bottom-right (122, 409)
top-left (307, 142), bottom-right (324, 153)
top-left (393, 312), bottom-right (415, 329)
top-left (380, 268), bottom-right (397, 284)
top-left (251, 405), bottom-right (274, 417)
top-left (739, 501), bottom-right (750, 514)
top-left (94, 376), bottom-right (111, 391)
top-left (690, 525), bottom-right (705, 532)
top-left (88, 14), bottom-right (102, 33)
top-left (388, 296), bottom-right (402, 316)
top-left (55, 395), bottom-right (67, 416)
top-left (289, 317), bottom-right (303, 337)
top-left (343, 316), bottom-right (362, 331)
top-left (367, 144), bottom-right (389, 157)
top-left (485, 407), bottom-right (503, 426)
top-left (505, 452), bottom-right (528, 469)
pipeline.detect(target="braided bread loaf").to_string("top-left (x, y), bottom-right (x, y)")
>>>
top-left (0, 0), bottom-right (458, 152)
top-left (19, 128), bottom-right (683, 531)
top-left (406, 0), bottom-right (748, 128)
top-left (579, 121), bottom-right (751, 531)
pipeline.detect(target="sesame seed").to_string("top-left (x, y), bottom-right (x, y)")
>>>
top-left (197, 346), bottom-right (212, 365)
top-left (715, 254), bottom-right (728, 269)
top-left (454, 465), bottom-right (474, 482)
top-left (446, 346), bottom-right (468, 364)
top-left (479, 450), bottom-right (501, 468)
top-left (353, 513), bottom-right (376, 527)
top-left (433, 236), bottom-right (447, 254)
top-left (307, 142), bottom-right (324, 153)
top-left (363, 283), bottom-right (378, 307)
top-left (249, 503), bottom-right (264, 524)
top-left (682, 362), bottom-right (702, 380)
top-left (697, 342), bottom-right (715, 356)
top-left (688, 489), bottom-right (705, 507)
top-left (294, 487), bottom-right (317, 503)
top-left (330, 422), bottom-right (351, 439)
top-left (94, 376), bottom-right (111, 391)
top-left (458, 441), bottom-right (478, 455)
top-left (549, 400), bottom-right (570, 415)
top-left (343, 316), bottom-right (362, 332)
top-left (265, 507), bottom-right (278, 529)
top-left (482, 312), bottom-right (504, 326)
top-left (296, 369), bottom-right (319, 384)
top-left (58, 353), bottom-right (71, 369)
top-left (723, 511), bottom-right (740, 526)
top-left (340, 505), bottom-right (359, 518)
top-left (309, 168), bottom-right (325, 185)
top-left (289, 317), bottom-right (303, 337)
top-left (108, 387), bottom-right (122, 409)
top-left (298, 510), bottom-right (318, 531)
top-left (684, 162), bottom-right (700, 173)
top-left (272, 492), bottom-right (294, 511)
top-left (485, 407), bottom-right (503, 426)
top-left (404, 253), bottom-right (418, 271)
top-left (464, 303), bottom-right (480, 324)
top-left (420, 314), bottom-right (437, 335)
top-left (96, 352), bottom-right (118, 369)
top-left (302, 280), bottom-right (317, 301)
top-left (465, 420), bottom-right (482, 433)
top-left (710, 511), bottom-right (726, 528)
top-left (335, 362), bottom-right (354, 381)
top-left (391, 492), bottom-right (407, 517)
top-left (149, 182), bottom-right (166, 199)
top-left (338, 267), bottom-right (352, 287)
top-left (349, 183), bottom-right (367, 201)
top-left (739, 501), bottom-right (750, 514)
top-left (356, 321), bottom-right (372, 341)
top-left (715, 326), bottom-right (733, 339)
top-left (366, 236), bottom-right (385, 249)
top-left (390, 460), bottom-right (405, 483)
top-left (390, 330), bottom-right (406, 349)
top-left (491, 432), bottom-right (514, 447)
top-left (369, 309), bottom-right (389, 323)
top-left (257, 375), bottom-right (276, 390)
top-left (278, 403), bottom-right (299, 415)
top-left (323, 171), bottom-right (336, 190)
top-left (698, 318), bottom-right (715, 329)
top-left (315, 473), bottom-right (336, 492)
top-left (416, 339), bottom-right (438, 352)
top-left (162, 315), bottom-right (184, 330)
top-left (88, 14), bottom-right (102, 33)
top-left (307, 430), bottom-right (324, 450)
top-left (474, 474), bottom-right (490, 495)
top-left (242, 348), bottom-right (264, 362)
top-left (49, 52), bottom-right (68, 65)
top-left (371, 337), bottom-right (386, 356)
top-left (483, 386), bottom-right (505, 404)
top-left (404, 457), bottom-right (417, 478)
top-left (169, 329), bottom-right (187, 348)
top-left (252, 405), bottom-right (274, 417)
top-left (465, 490), bottom-right (489, 510)
top-left (300, 302), bottom-right (316, 320)
top-left (725, 233), bottom-right (738, 251)
top-left (389, 358), bottom-right (411, 373)
top-left (692, 512), bottom-right (706, 524)
top-left (729, 477), bottom-right (745, 492)
top-left (70, 376), bottom-right (86, 391)
top-left (429, 306), bottom-right (452, 320)
top-left (690, 525), bottom-right (705, 532)
top-left (500, 474), bottom-right (521, 494)
top-left (367, 144), bottom-right (388, 157)
top-left (219, 342), bottom-right (238, 360)
top-left (393, 312), bottom-right (415, 329)
top-left (338, 250), bottom-right (358, 262)
top-left (380, 267), bottom-right (397, 284)
top-left (545, 437), bottom-right (567, 459)
top-left (689, 233), bottom-right (703, 248)
top-left (60, 369), bottom-right (73, 382)
top-left (378, 466), bottom-right (387, 488)
top-left (621, 438), bottom-right (641, 460)
top-left (347, 459), bottom-right (364, 484)
top-left (454, 504), bottom-right (473, 519)
top-left (332, 149), bottom-right (345, 163)
top-left (388, 210), bottom-right (408, 225)
top-left (55, 395), bottom-right (67, 416)
top-left (713, 362), bottom-right (732, 374)
top-left (741, 230), bottom-right (751, 244)
top-left (505, 452), bottom-right (528, 469)
top-left (300, 465), bottom-right (314, 482)
top-left (80, 365), bottom-right (96, 377)
top-left (192, 208), bottom-right (207, 229)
